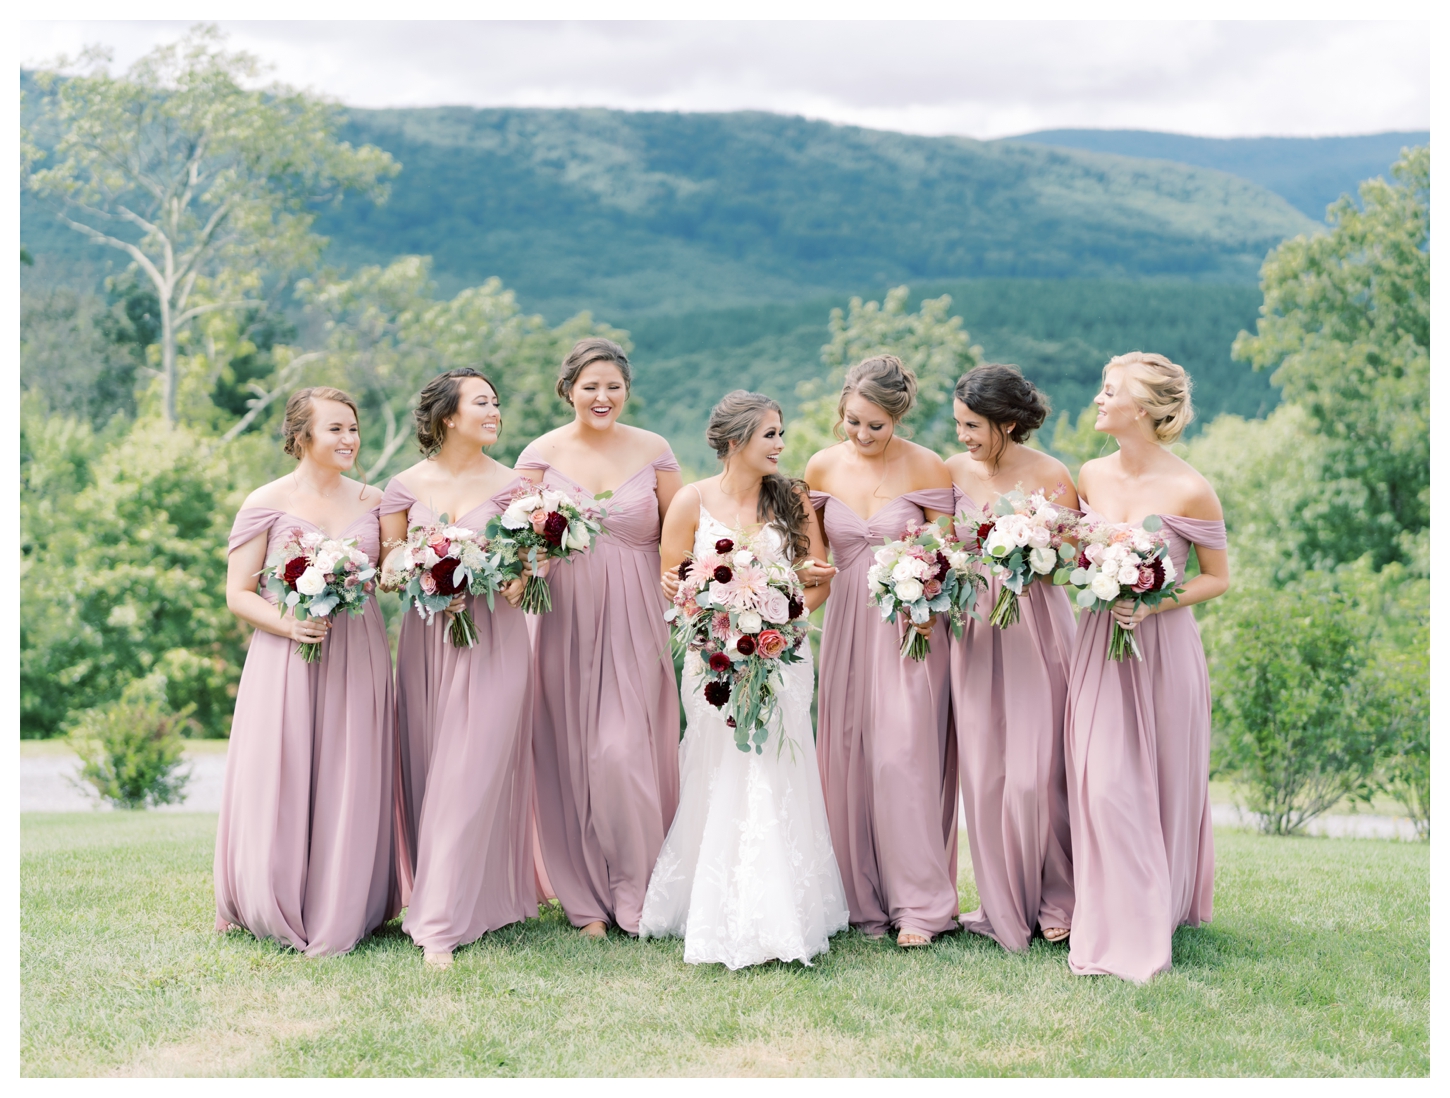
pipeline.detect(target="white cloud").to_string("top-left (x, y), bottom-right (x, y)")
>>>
top-left (18, 19), bottom-right (1430, 139)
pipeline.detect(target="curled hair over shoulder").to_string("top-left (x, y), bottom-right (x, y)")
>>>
top-left (413, 368), bottom-right (500, 458)
top-left (557, 337), bottom-right (632, 403)
top-left (707, 389), bottom-right (810, 563)
top-left (282, 386), bottom-right (361, 460)
top-left (1104, 352), bottom-right (1195, 444)
top-left (835, 354), bottom-right (918, 439)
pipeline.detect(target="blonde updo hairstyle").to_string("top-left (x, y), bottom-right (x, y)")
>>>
top-left (706, 390), bottom-right (810, 562)
top-left (557, 337), bottom-right (632, 404)
top-left (1104, 352), bottom-right (1195, 444)
top-left (834, 354), bottom-right (918, 440)
top-left (282, 386), bottom-right (362, 461)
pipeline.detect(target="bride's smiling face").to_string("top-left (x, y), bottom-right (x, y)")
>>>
top-left (727, 409), bottom-right (785, 478)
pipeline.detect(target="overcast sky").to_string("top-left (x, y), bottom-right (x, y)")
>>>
top-left (18, 19), bottom-right (1430, 139)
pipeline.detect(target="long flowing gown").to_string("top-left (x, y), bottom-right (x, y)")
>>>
top-left (811, 488), bottom-right (960, 939)
top-left (1063, 508), bottom-right (1227, 982)
top-left (950, 487), bottom-right (1076, 951)
top-left (214, 507), bottom-right (399, 957)
top-left (384, 478), bottom-right (539, 953)
top-left (517, 445), bottom-right (682, 934)
top-left (639, 505), bottom-right (850, 968)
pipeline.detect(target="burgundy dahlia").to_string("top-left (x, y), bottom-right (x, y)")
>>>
top-left (282, 557), bottom-right (309, 587)
top-left (677, 559), bottom-right (692, 581)
top-left (715, 538), bottom-right (734, 554)
top-left (713, 565), bottom-right (733, 584)
top-left (430, 557), bottom-right (467, 597)
top-left (736, 635), bottom-right (757, 656)
top-left (786, 594), bottom-right (805, 620)
top-left (934, 551), bottom-right (950, 581)
top-left (1144, 558), bottom-right (1166, 592)
top-left (703, 680), bottom-right (731, 708)
top-left (708, 651), bottom-right (732, 673)
top-left (976, 522), bottom-right (994, 543)
top-left (542, 510), bottom-right (568, 547)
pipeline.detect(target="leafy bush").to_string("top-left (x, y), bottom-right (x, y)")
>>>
top-left (67, 674), bottom-right (194, 809)
top-left (1209, 574), bottom-right (1384, 834)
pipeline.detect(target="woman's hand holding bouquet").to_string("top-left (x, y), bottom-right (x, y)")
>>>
top-left (382, 518), bottom-right (519, 648)
top-left (261, 529), bottom-right (378, 662)
top-left (485, 486), bottom-right (606, 614)
top-left (665, 533), bottom-right (810, 755)
top-left (953, 488), bottom-right (1079, 628)
top-left (1068, 515), bottom-right (1185, 661)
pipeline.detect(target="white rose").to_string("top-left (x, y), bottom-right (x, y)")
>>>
top-left (1029, 546), bottom-right (1057, 575)
top-left (1117, 564), bottom-right (1142, 586)
top-left (874, 546), bottom-right (898, 567)
top-left (500, 506), bottom-right (530, 530)
top-left (891, 560), bottom-right (919, 585)
top-left (737, 610), bottom-right (763, 633)
top-left (1026, 525), bottom-right (1051, 550)
top-left (1090, 571), bottom-right (1121, 601)
top-left (1162, 556), bottom-right (1178, 583)
top-left (296, 566), bottom-right (327, 596)
top-left (314, 550), bottom-right (341, 573)
top-left (895, 578), bottom-right (924, 603)
top-left (1039, 504), bottom-right (1059, 523)
top-left (1009, 519), bottom-right (1035, 548)
top-left (1084, 542), bottom-right (1106, 564)
top-left (734, 550), bottom-right (754, 568)
top-left (985, 528), bottom-right (1015, 557)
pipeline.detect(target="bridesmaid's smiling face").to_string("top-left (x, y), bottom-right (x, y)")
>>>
top-left (953, 399), bottom-right (1012, 466)
top-left (841, 394), bottom-right (895, 456)
top-left (571, 362), bottom-right (629, 431)
top-left (305, 398), bottom-right (362, 472)
top-left (444, 377), bottom-right (503, 450)
top-left (1093, 367), bottom-right (1146, 438)
top-left (728, 409), bottom-right (786, 478)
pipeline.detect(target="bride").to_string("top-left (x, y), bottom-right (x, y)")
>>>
top-left (640, 390), bottom-right (850, 968)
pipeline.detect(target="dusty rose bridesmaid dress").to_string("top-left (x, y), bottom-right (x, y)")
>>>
top-left (517, 445), bottom-right (681, 934)
top-left (812, 488), bottom-right (959, 940)
top-left (384, 478), bottom-right (539, 954)
top-left (214, 507), bottom-right (399, 957)
top-left (950, 487), bottom-right (1076, 952)
top-left (1063, 509), bottom-right (1227, 982)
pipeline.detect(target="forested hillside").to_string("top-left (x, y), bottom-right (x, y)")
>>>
top-left (623, 280), bottom-right (1270, 470)
top-left (1009, 129), bottom-right (1429, 220)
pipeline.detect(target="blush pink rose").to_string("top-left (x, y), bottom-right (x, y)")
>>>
top-left (755, 629), bottom-right (788, 659)
top-left (923, 578), bottom-right (943, 599)
top-left (419, 572), bottom-right (438, 595)
top-left (530, 509), bottom-right (548, 534)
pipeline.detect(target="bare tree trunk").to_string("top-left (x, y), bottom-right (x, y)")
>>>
top-left (159, 292), bottom-right (176, 425)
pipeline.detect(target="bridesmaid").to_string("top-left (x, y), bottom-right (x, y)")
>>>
top-left (216, 387), bottom-right (398, 957)
top-left (518, 338), bottom-right (683, 939)
top-left (1065, 352), bottom-right (1229, 982)
top-left (804, 355), bottom-right (960, 948)
top-left (945, 364), bottom-right (1077, 952)
top-left (381, 368), bottom-right (536, 970)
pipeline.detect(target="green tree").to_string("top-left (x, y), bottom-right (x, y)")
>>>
top-left (20, 407), bottom-right (266, 737)
top-left (1208, 572), bottom-right (1384, 835)
top-left (67, 673), bottom-right (195, 809)
top-left (783, 286), bottom-right (982, 473)
top-left (287, 256), bottom-right (626, 475)
top-left (23, 24), bottom-right (397, 424)
top-left (1232, 146), bottom-right (1428, 571)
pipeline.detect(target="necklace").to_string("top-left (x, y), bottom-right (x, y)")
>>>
top-left (716, 470), bottom-right (761, 531)
top-left (867, 437), bottom-right (895, 501)
top-left (292, 470), bottom-right (343, 500)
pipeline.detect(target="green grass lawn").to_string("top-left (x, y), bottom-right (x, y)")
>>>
top-left (21, 813), bottom-right (1427, 1077)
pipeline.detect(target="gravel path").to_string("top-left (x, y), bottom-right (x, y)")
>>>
top-left (21, 751), bottom-right (1422, 840)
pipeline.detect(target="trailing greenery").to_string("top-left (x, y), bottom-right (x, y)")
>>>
top-left (20, 813), bottom-right (1428, 1076)
top-left (66, 674), bottom-right (194, 809)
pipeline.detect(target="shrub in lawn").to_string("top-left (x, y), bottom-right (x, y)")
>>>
top-left (1210, 574), bottom-right (1383, 834)
top-left (1360, 628), bottom-right (1430, 839)
top-left (67, 674), bottom-right (195, 809)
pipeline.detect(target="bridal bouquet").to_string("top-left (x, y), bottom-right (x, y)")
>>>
top-left (1068, 516), bottom-right (1185, 661)
top-left (383, 518), bottom-right (518, 648)
top-left (485, 485), bottom-right (606, 614)
top-left (954, 489), bottom-right (1079, 628)
top-left (866, 522), bottom-right (973, 661)
top-left (665, 533), bottom-right (809, 755)
top-left (261, 529), bottom-right (377, 662)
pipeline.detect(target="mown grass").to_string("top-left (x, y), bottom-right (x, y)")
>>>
top-left (21, 813), bottom-right (1427, 1077)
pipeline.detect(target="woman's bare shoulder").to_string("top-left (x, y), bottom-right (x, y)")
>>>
top-left (803, 442), bottom-right (845, 483)
top-left (241, 475), bottom-right (294, 511)
top-left (902, 439), bottom-right (952, 486)
top-left (1170, 458), bottom-right (1223, 520)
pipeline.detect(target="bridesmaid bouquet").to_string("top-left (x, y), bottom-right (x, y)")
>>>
top-left (954, 489), bottom-right (1080, 628)
top-left (383, 518), bottom-right (518, 648)
top-left (866, 522), bottom-right (972, 661)
top-left (665, 533), bottom-right (809, 755)
top-left (486, 485), bottom-right (606, 614)
top-left (261, 529), bottom-right (378, 663)
top-left (1068, 516), bottom-right (1185, 661)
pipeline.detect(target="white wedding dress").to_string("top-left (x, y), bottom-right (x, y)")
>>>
top-left (639, 506), bottom-right (849, 969)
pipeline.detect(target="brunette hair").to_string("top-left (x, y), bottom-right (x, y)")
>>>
top-left (706, 390), bottom-right (810, 562)
top-left (1104, 352), bottom-right (1195, 443)
top-left (558, 337), bottom-right (632, 404)
top-left (835, 354), bottom-right (918, 439)
top-left (953, 363), bottom-right (1051, 468)
top-left (413, 368), bottom-right (501, 457)
top-left (282, 386), bottom-right (361, 460)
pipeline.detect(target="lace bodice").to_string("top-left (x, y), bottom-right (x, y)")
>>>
top-left (693, 501), bottom-right (792, 565)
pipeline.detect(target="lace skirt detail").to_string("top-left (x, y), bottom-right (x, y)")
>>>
top-left (639, 641), bottom-right (850, 969)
